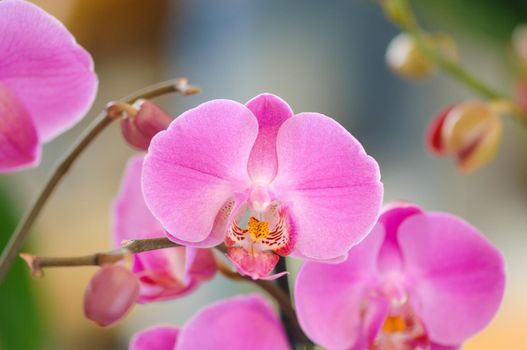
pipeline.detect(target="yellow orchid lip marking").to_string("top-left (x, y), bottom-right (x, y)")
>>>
top-left (382, 315), bottom-right (407, 333)
top-left (248, 217), bottom-right (270, 240)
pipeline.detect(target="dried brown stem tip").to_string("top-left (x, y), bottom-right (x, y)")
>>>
top-left (174, 78), bottom-right (201, 96)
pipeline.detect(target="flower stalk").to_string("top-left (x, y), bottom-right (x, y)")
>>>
top-left (20, 237), bottom-right (180, 278)
top-left (0, 78), bottom-right (200, 282)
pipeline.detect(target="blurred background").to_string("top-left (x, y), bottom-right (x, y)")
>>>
top-left (1, 0), bottom-right (526, 349)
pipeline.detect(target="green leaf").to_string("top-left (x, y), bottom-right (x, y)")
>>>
top-left (0, 188), bottom-right (44, 350)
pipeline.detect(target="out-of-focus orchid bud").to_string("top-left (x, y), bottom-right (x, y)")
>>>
top-left (386, 33), bottom-right (457, 79)
top-left (116, 100), bottom-right (172, 150)
top-left (512, 24), bottom-right (527, 66)
top-left (84, 265), bottom-right (139, 327)
top-left (515, 80), bottom-right (527, 113)
top-left (426, 101), bottom-right (502, 173)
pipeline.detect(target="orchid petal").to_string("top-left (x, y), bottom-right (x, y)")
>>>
top-left (295, 225), bottom-right (385, 349)
top-left (184, 248), bottom-right (217, 282)
top-left (84, 265), bottom-right (139, 327)
top-left (0, 0), bottom-right (97, 141)
top-left (399, 212), bottom-right (506, 345)
top-left (130, 325), bottom-right (179, 350)
top-left (113, 155), bottom-right (163, 246)
top-left (143, 100), bottom-right (258, 245)
top-left (273, 112), bottom-right (383, 260)
top-left (226, 247), bottom-right (284, 280)
top-left (246, 93), bottom-right (293, 183)
top-left (0, 83), bottom-right (39, 172)
top-left (377, 203), bottom-right (422, 274)
top-left (114, 155), bottom-right (215, 302)
top-left (430, 344), bottom-right (461, 350)
top-left (176, 294), bottom-right (290, 350)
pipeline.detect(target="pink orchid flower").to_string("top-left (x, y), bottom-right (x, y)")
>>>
top-left (113, 155), bottom-right (216, 302)
top-left (295, 203), bottom-right (506, 350)
top-left (0, 0), bottom-right (97, 172)
top-left (130, 294), bottom-right (290, 350)
top-left (84, 155), bottom-right (216, 327)
top-left (142, 93), bottom-right (383, 280)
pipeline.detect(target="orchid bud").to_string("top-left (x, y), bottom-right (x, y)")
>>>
top-left (426, 101), bottom-right (502, 173)
top-left (516, 80), bottom-right (527, 114)
top-left (512, 24), bottom-right (527, 65)
top-left (120, 100), bottom-right (172, 150)
top-left (84, 265), bottom-right (139, 327)
top-left (386, 33), bottom-right (457, 79)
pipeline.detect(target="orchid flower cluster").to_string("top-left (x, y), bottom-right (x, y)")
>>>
top-left (0, 1), bottom-right (507, 350)
top-left (382, 0), bottom-right (527, 174)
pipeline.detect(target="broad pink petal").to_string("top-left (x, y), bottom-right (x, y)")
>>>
top-left (295, 225), bottom-right (386, 349)
top-left (143, 100), bottom-right (258, 245)
top-left (0, 0), bottom-right (97, 141)
top-left (272, 113), bottom-right (383, 260)
top-left (176, 294), bottom-right (290, 350)
top-left (0, 83), bottom-right (39, 172)
top-left (226, 247), bottom-right (286, 280)
top-left (399, 212), bottom-right (506, 345)
top-left (130, 325), bottom-right (180, 350)
top-left (430, 344), bottom-right (461, 350)
top-left (113, 155), bottom-right (163, 246)
top-left (84, 265), bottom-right (139, 327)
top-left (246, 93), bottom-right (293, 183)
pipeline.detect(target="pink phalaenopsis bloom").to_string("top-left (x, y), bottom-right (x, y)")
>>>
top-left (84, 155), bottom-right (216, 327)
top-left (142, 93), bottom-right (383, 279)
top-left (114, 155), bottom-right (216, 302)
top-left (295, 203), bottom-right (506, 350)
top-left (0, 0), bottom-right (97, 172)
top-left (130, 294), bottom-right (290, 350)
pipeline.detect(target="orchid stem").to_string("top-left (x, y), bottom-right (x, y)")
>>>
top-left (0, 78), bottom-right (200, 282)
top-left (275, 257), bottom-right (314, 349)
top-left (19, 237), bottom-right (180, 278)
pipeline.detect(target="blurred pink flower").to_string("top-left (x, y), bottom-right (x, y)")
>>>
top-left (143, 93), bottom-right (383, 280)
top-left (0, 0), bottom-right (97, 172)
top-left (113, 155), bottom-right (216, 303)
top-left (295, 203), bottom-right (506, 350)
top-left (130, 294), bottom-right (290, 350)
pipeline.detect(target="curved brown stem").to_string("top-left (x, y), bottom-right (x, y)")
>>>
top-left (0, 79), bottom-right (199, 282)
top-left (19, 237), bottom-right (180, 278)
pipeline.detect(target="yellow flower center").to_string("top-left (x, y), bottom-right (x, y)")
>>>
top-left (248, 217), bottom-right (270, 241)
top-left (382, 315), bottom-right (407, 333)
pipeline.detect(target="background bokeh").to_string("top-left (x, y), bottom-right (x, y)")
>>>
top-left (1, 0), bottom-right (526, 349)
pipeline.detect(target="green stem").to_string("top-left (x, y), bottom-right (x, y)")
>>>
top-left (382, 0), bottom-right (527, 125)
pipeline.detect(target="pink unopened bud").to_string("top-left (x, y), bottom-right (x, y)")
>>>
top-left (84, 265), bottom-right (139, 327)
top-left (120, 100), bottom-right (172, 150)
top-left (515, 80), bottom-right (527, 114)
top-left (426, 101), bottom-right (502, 173)
top-left (386, 32), bottom-right (457, 80)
